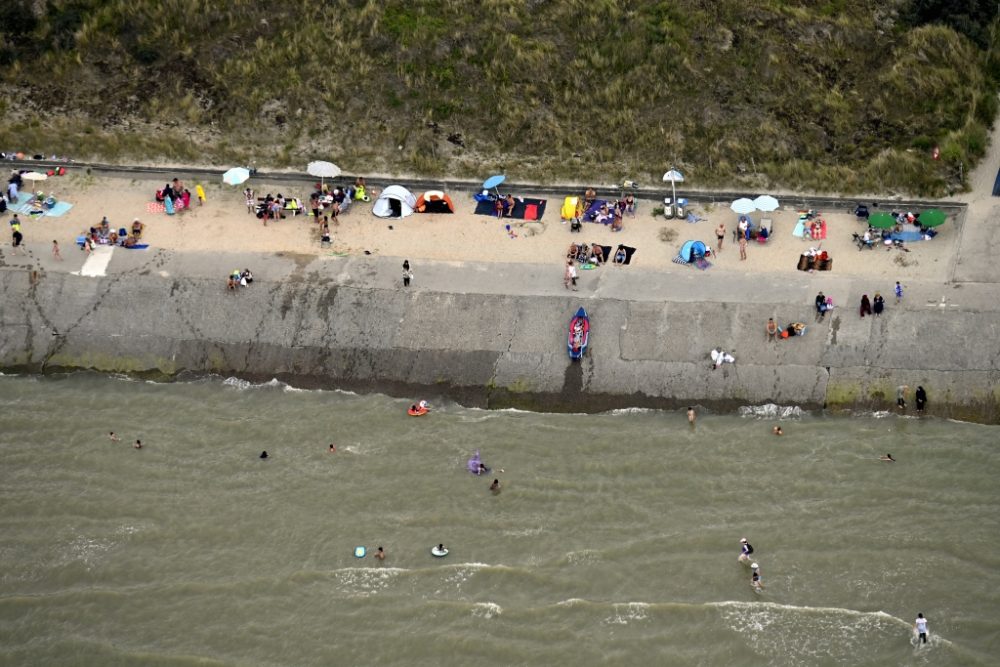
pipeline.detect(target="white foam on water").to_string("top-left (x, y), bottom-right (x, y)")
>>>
top-left (604, 407), bottom-right (659, 415)
top-left (603, 602), bottom-right (650, 625)
top-left (333, 566), bottom-right (405, 597)
top-left (739, 403), bottom-right (808, 419)
top-left (471, 602), bottom-right (503, 619)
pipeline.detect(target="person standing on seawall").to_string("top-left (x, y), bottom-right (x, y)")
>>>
top-left (915, 386), bottom-right (927, 413)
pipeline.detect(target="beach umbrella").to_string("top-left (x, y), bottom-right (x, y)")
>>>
top-left (22, 171), bottom-right (48, 188)
top-left (307, 160), bottom-right (341, 188)
top-left (867, 212), bottom-right (896, 229)
top-left (222, 167), bottom-right (250, 186)
top-left (753, 195), bottom-right (779, 212)
top-left (662, 169), bottom-right (684, 205)
top-left (483, 174), bottom-right (505, 196)
top-left (730, 198), bottom-right (756, 215)
top-left (917, 209), bottom-right (947, 228)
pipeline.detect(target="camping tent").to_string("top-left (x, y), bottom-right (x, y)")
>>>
top-left (373, 185), bottom-right (417, 218)
top-left (415, 190), bottom-right (455, 213)
top-left (679, 240), bottom-right (708, 263)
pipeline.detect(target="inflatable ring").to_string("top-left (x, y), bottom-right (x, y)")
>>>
top-left (430, 546), bottom-right (449, 558)
top-left (408, 407), bottom-right (429, 417)
top-left (354, 546), bottom-right (366, 558)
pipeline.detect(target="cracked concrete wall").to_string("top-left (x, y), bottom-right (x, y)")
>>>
top-left (1, 270), bottom-right (997, 422)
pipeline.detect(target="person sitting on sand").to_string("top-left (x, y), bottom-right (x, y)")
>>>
top-left (624, 193), bottom-right (636, 216)
top-left (766, 318), bottom-right (778, 341)
top-left (611, 209), bottom-right (623, 232)
top-left (131, 218), bottom-right (144, 239)
top-left (227, 275), bottom-right (237, 291)
top-left (591, 244), bottom-right (605, 265)
top-left (504, 194), bottom-right (516, 216)
top-left (123, 235), bottom-right (138, 248)
top-left (584, 187), bottom-right (596, 211)
top-left (614, 245), bottom-right (627, 265)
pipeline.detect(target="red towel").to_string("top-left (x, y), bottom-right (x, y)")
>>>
top-left (524, 203), bottom-right (538, 220)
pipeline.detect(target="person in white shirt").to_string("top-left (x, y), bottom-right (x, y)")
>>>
top-left (914, 613), bottom-right (928, 644)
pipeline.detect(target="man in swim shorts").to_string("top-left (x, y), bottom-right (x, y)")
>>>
top-left (490, 479), bottom-right (501, 493)
top-left (109, 432), bottom-right (120, 442)
top-left (374, 546), bottom-right (386, 561)
top-left (133, 439), bottom-right (142, 449)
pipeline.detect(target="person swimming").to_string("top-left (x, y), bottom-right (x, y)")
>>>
top-left (478, 463), bottom-right (488, 475)
top-left (418, 400), bottom-right (430, 410)
top-left (133, 439), bottom-right (142, 449)
top-left (260, 450), bottom-right (268, 459)
top-left (490, 479), bottom-right (501, 493)
top-left (772, 426), bottom-right (784, 436)
top-left (109, 431), bottom-right (120, 442)
top-left (328, 444), bottom-right (337, 453)
top-left (374, 546), bottom-right (385, 561)
top-left (880, 453), bottom-right (895, 462)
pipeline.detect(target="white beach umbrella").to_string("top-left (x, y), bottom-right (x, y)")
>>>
top-left (222, 167), bottom-right (250, 186)
top-left (662, 169), bottom-right (684, 204)
top-left (22, 171), bottom-right (48, 188)
top-left (753, 195), bottom-right (780, 212)
top-left (307, 161), bottom-right (341, 187)
top-left (730, 198), bottom-right (756, 214)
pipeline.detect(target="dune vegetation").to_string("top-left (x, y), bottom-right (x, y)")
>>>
top-left (0, 0), bottom-right (997, 196)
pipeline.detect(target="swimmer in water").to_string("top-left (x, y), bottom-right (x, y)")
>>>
top-left (687, 407), bottom-right (696, 425)
top-left (260, 450), bottom-right (268, 459)
top-left (328, 444), bottom-right (337, 453)
top-left (751, 563), bottom-right (764, 591)
top-left (490, 478), bottom-right (501, 493)
top-left (880, 453), bottom-right (895, 462)
top-left (109, 431), bottom-right (120, 442)
top-left (772, 426), bottom-right (783, 436)
top-left (374, 546), bottom-right (385, 561)
top-left (418, 400), bottom-right (430, 410)
top-left (738, 537), bottom-right (754, 563)
top-left (478, 462), bottom-right (488, 475)
top-left (133, 439), bottom-right (142, 449)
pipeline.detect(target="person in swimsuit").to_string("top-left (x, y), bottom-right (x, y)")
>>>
top-left (418, 400), bottom-right (430, 411)
top-left (687, 407), bottom-right (696, 425)
top-left (716, 223), bottom-right (725, 252)
top-left (880, 453), bottom-right (895, 462)
top-left (259, 450), bottom-right (268, 459)
top-left (751, 563), bottom-right (764, 591)
top-left (328, 444), bottom-right (337, 453)
top-left (134, 439), bottom-right (142, 449)
top-left (766, 318), bottom-right (778, 341)
top-left (772, 426), bottom-right (783, 436)
top-left (490, 479), bottom-right (501, 493)
top-left (109, 432), bottom-right (120, 442)
top-left (374, 546), bottom-right (386, 561)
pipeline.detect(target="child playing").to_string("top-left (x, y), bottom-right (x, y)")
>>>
top-left (894, 281), bottom-right (904, 304)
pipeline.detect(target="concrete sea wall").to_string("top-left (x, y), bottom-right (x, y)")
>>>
top-left (1, 258), bottom-right (997, 423)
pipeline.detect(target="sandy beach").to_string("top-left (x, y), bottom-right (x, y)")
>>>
top-left (7, 172), bottom-right (960, 283)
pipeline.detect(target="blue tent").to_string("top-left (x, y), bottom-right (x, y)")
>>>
top-left (679, 240), bottom-right (707, 263)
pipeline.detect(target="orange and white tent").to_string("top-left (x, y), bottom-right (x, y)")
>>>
top-left (415, 190), bottom-right (455, 214)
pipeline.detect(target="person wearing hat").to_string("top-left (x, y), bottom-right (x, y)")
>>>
top-left (751, 563), bottom-right (764, 592)
top-left (738, 537), bottom-right (754, 563)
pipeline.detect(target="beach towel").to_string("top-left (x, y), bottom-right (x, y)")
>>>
top-left (597, 245), bottom-right (613, 263)
top-left (474, 199), bottom-right (498, 216)
top-left (510, 198), bottom-right (546, 220)
top-left (694, 257), bottom-right (712, 270)
top-left (523, 203), bottom-right (538, 220)
top-left (686, 212), bottom-right (705, 223)
top-left (583, 199), bottom-right (609, 222)
top-left (146, 202), bottom-right (166, 213)
top-left (890, 231), bottom-right (924, 242)
top-left (45, 201), bottom-right (73, 217)
top-left (121, 244), bottom-right (150, 250)
top-left (792, 219), bottom-right (806, 237)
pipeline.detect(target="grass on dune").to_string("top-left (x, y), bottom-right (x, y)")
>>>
top-left (0, 0), bottom-right (997, 196)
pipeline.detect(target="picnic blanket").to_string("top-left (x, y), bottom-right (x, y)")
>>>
top-left (583, 199), bottom-right (609, 222)
top-left (890, 230), bottom-right (925, 242)
top-left (11, 193), bottom-right (73, 217)
top-left (474, 197), bottom-right (547, 220)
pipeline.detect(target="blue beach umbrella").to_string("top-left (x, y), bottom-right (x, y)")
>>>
top-left (483, 174), bottom-right (505, 196)
top-left (223, 167), bottom-right (251, 186)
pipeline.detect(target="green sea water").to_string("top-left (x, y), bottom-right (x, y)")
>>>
top-left (1, 373), bottom-right (997, 666)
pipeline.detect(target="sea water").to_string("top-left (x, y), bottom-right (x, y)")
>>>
top-left (0, 373), bottom-right (997, 666)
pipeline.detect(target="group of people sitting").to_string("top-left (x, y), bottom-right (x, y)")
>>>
top-left (155, 178), bottom-right (194, 210)
top-left (766, 318), bottom-right (807, 340)
top-left (79, 216), bottom-right (144, 249)
top-left (226, 268), bottom-right (254, 290)
top-left (245, 189), bottom-right (303, 222)
top-left (309, 184), bottom-right (355, 221)
top-left (583, 188), bottom-right (635, 218)
top-left (566, 242), bottom-right (630, 266)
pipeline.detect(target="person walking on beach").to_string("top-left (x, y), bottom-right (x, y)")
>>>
top-left (859, 294), bottom-right (872, 317)
top-left (896, 385), bottom-right (908, 410)
top-left (564, 260), bottom-right (578, 291)
top-left (766, 318), bottom-right (778, 341)
top-left (52, 240), bottom-right (63, 261)
top-left (402, 259), bottom-right (412, 287)
top-left (244, 188), bottom-right (255, 214)
top-left (815, 292), bottom-right (828, 321)
top-left (914, 613), bottom-right (929, 644)
top-left (894, 281), bottom-right (904, 304)
top-left (915, 386), bottom-right (927, 413)
top-left (716, 223), bottom-right (725, 252)
top-left (11, 227), bottom-right (24, 255)
top-left (873, 292), bottom-right (884, 316)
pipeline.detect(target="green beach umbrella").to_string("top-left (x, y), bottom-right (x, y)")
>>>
top-left (918, 209), bottom-right (947, 228)
top-left (867, 212), bottom-right (896, 229)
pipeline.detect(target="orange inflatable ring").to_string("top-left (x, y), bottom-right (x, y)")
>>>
top-left (408, 407), bottom-right (429, 417)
